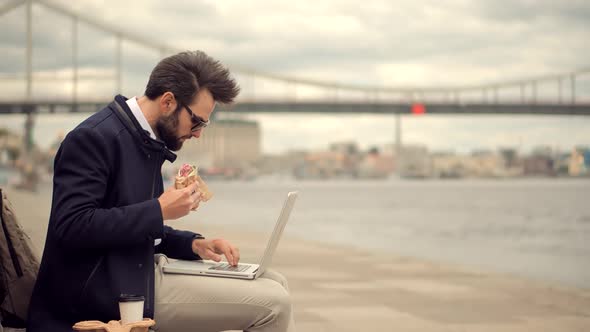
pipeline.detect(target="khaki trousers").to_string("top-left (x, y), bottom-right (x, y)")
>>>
top-left (153, 255), bottom-right (296, 332)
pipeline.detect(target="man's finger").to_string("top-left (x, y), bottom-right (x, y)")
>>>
top-left (190, 199), bottom-right (200, 211)
top-left (207, 250), bottom-right (222, 262)
top-left (230, 246), bottom-right (240, 265)
top-left (188, 181), bottom-right (200, 192)
top-left (224, 252), bottom-right (235, 266)
top-left (216, 243), bottom-right (234, 265)
top-left (191, 191), bottom-right (201, 201)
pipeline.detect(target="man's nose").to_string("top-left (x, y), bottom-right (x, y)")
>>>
top-left (192, 129), bottom-right (202, 138)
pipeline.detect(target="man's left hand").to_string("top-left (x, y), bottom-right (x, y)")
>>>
top-left (192, 238), bottom-right (240, 266)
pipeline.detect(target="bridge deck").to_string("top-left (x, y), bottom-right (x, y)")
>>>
top-left (1, 101), bottom-right (589, 115)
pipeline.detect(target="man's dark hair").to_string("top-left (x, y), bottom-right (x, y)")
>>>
top-left (145, 50), bottom-right (240, 107)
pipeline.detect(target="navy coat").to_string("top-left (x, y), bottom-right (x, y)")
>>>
top-left (27, 95), bottom-right (202, 332)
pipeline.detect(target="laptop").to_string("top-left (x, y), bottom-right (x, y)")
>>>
top-left (162, 191), bottom-right (298, 280)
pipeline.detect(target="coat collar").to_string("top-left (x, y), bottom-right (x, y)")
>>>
top-left (110, 95), bottom-right (177, 163)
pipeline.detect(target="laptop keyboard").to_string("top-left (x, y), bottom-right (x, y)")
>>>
top-left (209, 263), bottom-right (250, 272)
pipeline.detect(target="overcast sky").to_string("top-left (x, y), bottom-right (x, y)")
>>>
top-left (1, 0), bottom-right (589, 154)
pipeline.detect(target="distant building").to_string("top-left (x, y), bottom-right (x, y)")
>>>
top-left (523, 155), bottom-right (555, 176)
top-left (294, 151), bottom-right (348, 179)
top-left (496, 148), bottom-right (524, 177)
top-left (174, 118), bottom-right (261, 171)
top-left (432, 151), bottom-right (507, 178)
top-left (470, 151), bottom-right (508, 177)
top-left (575, 146), bottom-right (590, 169)
top-left (569, 147), bottom-right (588, 176)
top-left (498, 148), bottom-right (519, 168)
top-left (329, 141), bottom-right (361, 176)
top-left (432, 152), bottom-right (467, 178)
top-left (358, 149), bottom-right (394, 179)
top-left (398, 145), bottom-right (432, 178)
top-left (530, 145), bottom-right (553, 157)
top-left (257, 150), bottom-right (306, 176)
top-left (554, 152), bottom-right (571, 176)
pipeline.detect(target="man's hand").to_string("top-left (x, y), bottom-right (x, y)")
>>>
top-left (158, 182), bottom-right (201, 220)
top-left (192, 238), bottom-right (240, 266)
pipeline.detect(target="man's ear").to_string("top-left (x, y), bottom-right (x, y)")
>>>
top-left (159, 92), bottom-right (177, 115)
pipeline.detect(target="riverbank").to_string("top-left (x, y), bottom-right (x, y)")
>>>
top-left (4, 186), bottom-right (590, 331)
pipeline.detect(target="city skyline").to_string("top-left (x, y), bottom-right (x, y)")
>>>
top-left (0, 112), bottom-right (588, 156)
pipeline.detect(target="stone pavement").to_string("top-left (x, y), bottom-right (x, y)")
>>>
top-left (6, 187), bottom-right (590, 331)
top-left (198, 224), bottom-right (590, 332)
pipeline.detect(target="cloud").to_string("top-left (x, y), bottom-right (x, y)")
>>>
top-left (3, 0), bottom-right (589, 83)
top-left (474, 0), bottom-right (590, 25)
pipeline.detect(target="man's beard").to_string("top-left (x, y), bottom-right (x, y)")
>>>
top-left (155, 113), bottom-right (183, 151)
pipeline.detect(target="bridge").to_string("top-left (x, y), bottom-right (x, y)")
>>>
top-left (1, 0), bottom-right (589, 158)
top-left (1, 0), bottom-right (589, 115)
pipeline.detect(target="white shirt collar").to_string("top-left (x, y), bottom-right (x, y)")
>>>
top-left (126, 96), bottom-right (157, 140)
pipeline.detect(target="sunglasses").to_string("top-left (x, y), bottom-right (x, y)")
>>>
top-left (182, 103), bottom-right (210, 132)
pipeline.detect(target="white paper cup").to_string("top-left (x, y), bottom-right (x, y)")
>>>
top-left (119, 294), bottom-right (145, 325)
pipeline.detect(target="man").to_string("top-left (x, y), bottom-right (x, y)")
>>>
top-left (27, 51), bottom-right (295, 332)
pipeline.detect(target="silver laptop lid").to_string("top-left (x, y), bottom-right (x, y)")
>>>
top-left (255, 191), bottom-right (298, 278)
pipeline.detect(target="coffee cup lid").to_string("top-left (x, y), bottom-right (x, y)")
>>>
top-left (119, 294), bottom-right (145, 302)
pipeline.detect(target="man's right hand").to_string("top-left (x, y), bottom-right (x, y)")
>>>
top-left (158, 181), bottom-right (201, 220)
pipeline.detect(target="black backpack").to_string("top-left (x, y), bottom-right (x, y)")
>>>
top-left (0, 188), bottom-right (40, 328)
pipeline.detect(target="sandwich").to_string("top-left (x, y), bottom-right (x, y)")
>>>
top-left (174, 163), bottom-right (213, 201)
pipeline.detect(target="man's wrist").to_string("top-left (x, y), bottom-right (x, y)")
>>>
top-left (191, 235), bottom-right (205, 254)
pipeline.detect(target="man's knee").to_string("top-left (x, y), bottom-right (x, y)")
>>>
top-left (273, 286), bottom-right (292, 317)
top-left (261, 271), bottom-right (293, 322)
top-left (254, 287), bottom-right (292, 331)
top-left (262, 269), bottom-right (290, 290)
